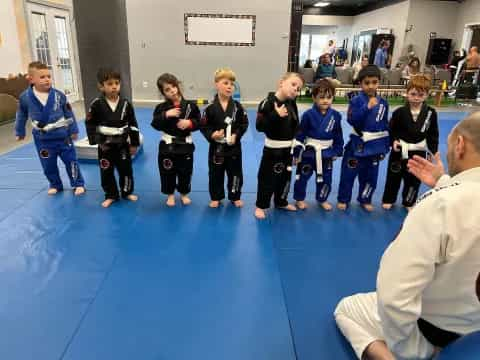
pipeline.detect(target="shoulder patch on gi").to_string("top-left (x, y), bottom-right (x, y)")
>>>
top-left (416, 181), bottom-right (461, 204)
top-left (39, 149), bottom-right (49, 158)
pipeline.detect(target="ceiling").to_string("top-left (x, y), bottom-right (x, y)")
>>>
top-left (302, 0), bottom-right (462, 16)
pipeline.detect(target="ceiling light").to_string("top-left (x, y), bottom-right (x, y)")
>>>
top-left (314, 2), bottom-right (331, 7)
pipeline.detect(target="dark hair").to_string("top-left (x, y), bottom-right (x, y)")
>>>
top-left (97, 68), bottom-right (121, 84)
top-left (408, 57), bottom-right (420, 68)
top-left (304, 59), bottom-right (313, 68)
top-left (156, 73), bottom-right (183, 96)
top-left (358, 65), bottom-right (381, 82)
top-left (312, 79), bottom-right (335, 98)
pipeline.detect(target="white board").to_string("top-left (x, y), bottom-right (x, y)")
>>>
top-left (184, 14), bottom-right (256, 46)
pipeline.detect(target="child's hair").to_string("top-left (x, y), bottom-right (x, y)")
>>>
top-left (358, 65), bottom-right (381, 82)
top-left (156, 73), bottom-right (183, 96)
top-left (28, 61), bottom-right (48, 75)
top-left (214, 68), bottom-right (236, 82)
top-left (312, 79), bottom-right (335, 98)
top-left (97, 68), bottom-right (121, 84)
top-left (280, 72), bottom-right (304, 85)
top-left (406, 74), bottom-right (432, 93)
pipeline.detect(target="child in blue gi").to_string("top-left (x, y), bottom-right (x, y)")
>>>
top-left (15, 61), bottom-right (85, 196)
top-left (293, 79), bottom-right (343, 211)
top-left (337, 65), bottom-right (389, 211)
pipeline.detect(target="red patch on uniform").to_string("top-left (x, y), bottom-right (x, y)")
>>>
top-left (100, 158), bottom-right (110, 169)
top-left (200, 114), bottom-right (208, 125)
top-left (39, 149), bottom-right (49, 158)
top-left (347, 158), bottom-right (358, 169)
top-left (86, 112), bottom-right (93, 121)
top-left (162, 158), bottom-right (173, 170)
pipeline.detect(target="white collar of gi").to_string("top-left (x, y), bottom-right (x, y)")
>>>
top-left (450, 166), bottom-right (480, 183)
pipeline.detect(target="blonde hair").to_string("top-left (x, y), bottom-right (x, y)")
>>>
top-left (280, 72), bottom-right (304, 85)
top-left (214, 68), bottom-right (236, 82)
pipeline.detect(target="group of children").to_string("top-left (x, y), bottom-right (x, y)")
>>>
top-left (15, 62), bottom-right (439, 219)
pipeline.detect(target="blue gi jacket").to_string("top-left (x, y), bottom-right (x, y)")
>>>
top-left (294, 105), bottom-right (344, 159)
top-left (347, 91), bottom-right (390, 157)
top-left (15, 86), bottom-right (79, 141)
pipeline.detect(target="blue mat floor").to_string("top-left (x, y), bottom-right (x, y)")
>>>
top-left (0, 108), bottom-right (466, 359)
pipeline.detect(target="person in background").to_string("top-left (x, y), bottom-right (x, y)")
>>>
top-left (315, 53), bottom-right (337, 82)
top-left (353, 55), bottom-right (370, 84)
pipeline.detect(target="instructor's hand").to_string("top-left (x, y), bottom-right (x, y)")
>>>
top-left (407, 152), bottom-right (445, 188)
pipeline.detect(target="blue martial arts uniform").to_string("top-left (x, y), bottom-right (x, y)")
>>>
top-left (15, 86), bottom-right (84, 191)
top-left (337, 91), bottom-right (390, 205)
top-left (293, 105), bottom-right (343, 203)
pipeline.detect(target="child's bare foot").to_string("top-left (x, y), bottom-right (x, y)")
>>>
top-left (337, 202), bottom-right (347, 211)
top-left (254, 207), bottom-right (266, 219)
top-left (102, 198), bottom-right (116, 208)
top-left (180, 194), bottom-right (191, 205)
top-left (382, 203), bottom-right (393, 210)
top-left (209, 200), bottom-right (220, 208)
top-left (296, 200), bottom-right (308, 210)
top-left (126, 194), bottom-right (138, 202)
top-left (278, 204), bottom-right (297, 211)
top-left (74, 187), bottom-right (85, 196)
top-left (166, 194), bottom-right (175, 207)
top-left (233, 199), bottom-right (244, 208)
top-left (47, 188), bottom-right (58, 195)
top-left (320, 201), bottom-right (333, 211)
top-left (362, 203), bottom-right (374, 212)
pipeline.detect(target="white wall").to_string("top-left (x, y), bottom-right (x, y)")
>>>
top-left (0, 0), bottom-right (23, 77)
top-left (350, 0), bottom-right (410, 66)
top-left (126, 0), bottom-right (292, 102)
top-left (455, 0), bottom-right (480, 50)
top-left (404, 0), bottom-right (458, 67)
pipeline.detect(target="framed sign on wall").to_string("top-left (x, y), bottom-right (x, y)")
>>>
top-left (184, 13), bottom-right (256, 46)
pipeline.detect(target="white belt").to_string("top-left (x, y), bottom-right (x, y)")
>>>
top-left (305, 138), bottom-right (334, 182)
top-left (32, 117), bottom-right (73, 132)
top-left (352, 129), bottom-right (389, 142)
top-left (214, 137), bottom-right (228, 144)
top-left (400, 139), bottom-right (427, 159)
top-left (162, 133), bottom-right (193, 144)
top-left (97, 125), bottom-right (128, 136)
top-left (264, 137), bottom-right (294, 149)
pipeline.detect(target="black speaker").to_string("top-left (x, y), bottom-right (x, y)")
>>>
top-left (426, 38), bottom-right (452, 65)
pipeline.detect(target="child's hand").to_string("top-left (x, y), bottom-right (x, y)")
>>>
top-left (393, 140), bottom-right (401, 152)
top-left (15, 136), bottom-right (25, 141)
top-left (211, 129), bottom-right (224, 140)
top-left (367, 97), bottom-right (378, 109)
top-left (228, 134), bottom-right (237, 145)
top-left (129, 146), bottom-right (138, 155)
top-left (71, 133), bottom-right (79, 140)
top-left (274, 103), bottom-right (288, 118)
top-left (166, 108), bottom-right (181, 118)
top-left (177, 119), bottom-right (191, 130)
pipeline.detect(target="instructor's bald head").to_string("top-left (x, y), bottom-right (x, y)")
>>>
top-left (447, 111), bottom-right (480, 176)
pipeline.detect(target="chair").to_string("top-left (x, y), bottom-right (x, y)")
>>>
top-left (437, 331), bottom-right (480, 360)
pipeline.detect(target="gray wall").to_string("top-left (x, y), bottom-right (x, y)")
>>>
top-left (126, 0), bottom-right (292, 102)
top-left (73, 0), bottom-right (132, 111)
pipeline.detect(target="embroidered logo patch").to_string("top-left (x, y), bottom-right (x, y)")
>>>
top-left (347, 158), bottom-right (358, 169)
top-left (100, 158), bottom-right (110, 169)
top-left (390, 161), bottom-right (402, 173)
top-left (273, 162), bottom-right (285, 174)
top-left (39, 149), bottom-right (49, 158)
top-left (162, 158), bottom-right (173, 170)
